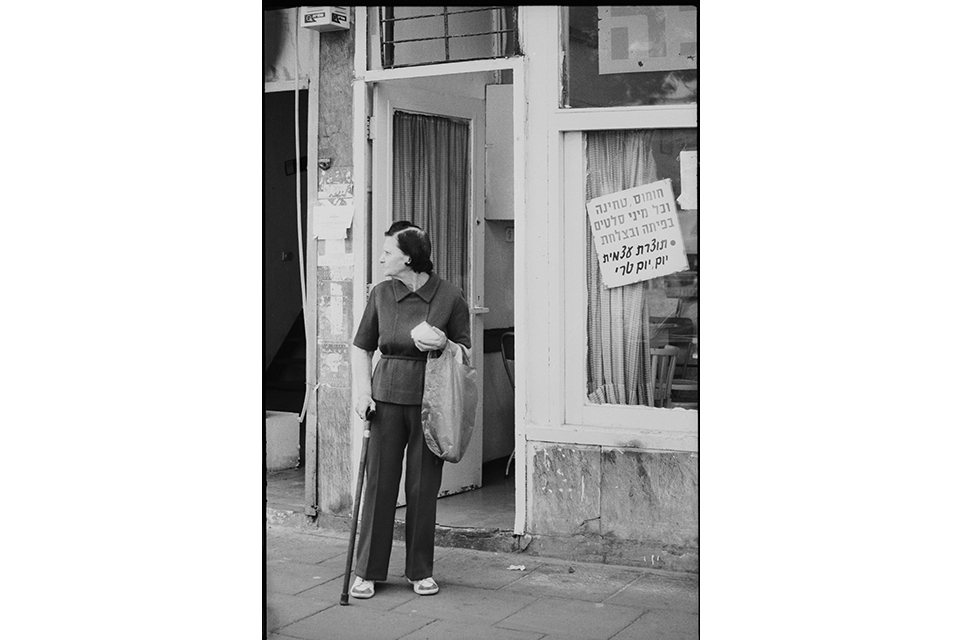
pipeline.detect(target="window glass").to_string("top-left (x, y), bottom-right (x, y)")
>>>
top-left (563, 6), bottom-right (697, 108)
top-left (584, 129), bottom-right (697, 409)
top-left (369, 7), bottom-right (518, 70)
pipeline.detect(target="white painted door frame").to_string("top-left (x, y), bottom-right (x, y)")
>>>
top-left (352, 7), bottom-right (529, 534)
top-left (372, 82), bottom-right (487, 504)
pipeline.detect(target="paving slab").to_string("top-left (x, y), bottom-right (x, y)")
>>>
top-left (397, 618), bottom-right (545, 640)
top-left (390, 583), bottom-right (537, 626)
top-left (267, 529), bottom-right (351, 565)
top-left (603, 572), bottom-right (699, 613)
top-left (298, 573), bottom-right (420, 612)
top-left (266, 592), bottom-right (336, 633)
top-left (276, 605), bottom-right (434, 640)
top-left (305, 538), bottom-right (453, 585)
top-left (610, 609), bottom-right (699, 640)
top-left (431, 548), bottom-right (544, 590)
top-left (502, 561), bottom-right (641, 603)
top-left (267, 559), bottom-right (342, 596)
top-left (266, 525), bottom-right (700, 639)
top-left (379, 539), bottom-right (456, 579)
top-left (495, 596), bottom-right (642, 639)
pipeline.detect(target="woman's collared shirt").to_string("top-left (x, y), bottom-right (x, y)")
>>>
top-left (354, 273), bottom-right (471, 405)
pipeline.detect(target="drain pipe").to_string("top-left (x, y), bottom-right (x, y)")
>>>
top-left (294, 24), bottom-right (320, 427)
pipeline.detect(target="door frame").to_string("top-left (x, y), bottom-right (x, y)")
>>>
top-left (352, 7), bottom-right (529, 534)
top-left (371, 82), bottom-right (487, 503)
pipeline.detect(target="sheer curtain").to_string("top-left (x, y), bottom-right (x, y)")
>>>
top-left (392, 110), bottom-right (470, 293)
top-left (585, 130), bottom-right (659, 406)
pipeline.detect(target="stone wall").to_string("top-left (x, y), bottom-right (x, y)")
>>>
top-left (528, 442), bottom-right (699, 573)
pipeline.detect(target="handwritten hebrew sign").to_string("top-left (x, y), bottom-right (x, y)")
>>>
top-left (587, 179), bottom-right (688, 288)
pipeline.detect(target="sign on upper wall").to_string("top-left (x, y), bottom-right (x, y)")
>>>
top-left (598, 5), bottom-right (697, 75)
top-left (587, 179), bottom-right (688, 288)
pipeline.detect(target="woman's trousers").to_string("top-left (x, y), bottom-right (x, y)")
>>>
top-left (355, 401), bottom-right (445, 581)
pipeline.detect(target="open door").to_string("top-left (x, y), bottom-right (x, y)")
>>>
top-left (371, 82), bottom-right (486, 503)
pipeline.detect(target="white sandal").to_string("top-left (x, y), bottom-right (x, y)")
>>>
top-left (349, 576), bottom-right (375, 599)
top-left (407, 576), bottom-right (439, 595)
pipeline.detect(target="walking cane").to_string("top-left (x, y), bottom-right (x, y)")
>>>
top-left (340, 407), bottom-right (373, 605)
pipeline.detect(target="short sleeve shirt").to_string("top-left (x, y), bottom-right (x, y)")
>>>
top-left (353, 273), bottom-right (472, 405)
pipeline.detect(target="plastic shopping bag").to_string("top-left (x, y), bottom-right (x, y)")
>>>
top-left (421, 340), bottom-right (479, 463)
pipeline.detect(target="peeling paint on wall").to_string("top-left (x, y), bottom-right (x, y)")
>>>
top-left (530, 444), bottom-right (602, 536)
top-left (600, 447), bottom-right (698, 545)
top-left (318, 342), bottom-right (351, 388)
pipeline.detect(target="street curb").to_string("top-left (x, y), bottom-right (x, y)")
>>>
top-left (267, 509), bottom-right (700, 581)
top-left (266, 507), bottom-right (698, 575)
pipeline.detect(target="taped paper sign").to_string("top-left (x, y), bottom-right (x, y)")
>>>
top-left (677, 151), bottom-right (697, 210)
top-left (313, 167), bottom-right (355, 239)
top-left (587, 179), bottom-right (687, 288)
top-left (598, 5), bottom-right (697, 75)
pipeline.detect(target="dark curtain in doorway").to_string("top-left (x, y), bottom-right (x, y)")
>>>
top-left (392, 110), bottom-right (470, 294)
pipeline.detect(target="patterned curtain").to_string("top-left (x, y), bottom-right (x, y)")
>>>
top-left (585, 131), bottom-right (658, 406)
top-left (392, 110), bottom-right (470, 293)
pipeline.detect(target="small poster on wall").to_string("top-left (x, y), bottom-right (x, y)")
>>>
top-left (587, 179), bottom-right (688, 288)
top-left (313, 167), bottom-right (355, 240)
top-left (597, 5), bottom-right (697, 75)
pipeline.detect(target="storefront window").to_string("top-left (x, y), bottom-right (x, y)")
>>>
top-left (562, 6), bottom-right (697, 108)
top-left (584, 128), bottom-right (697, 410)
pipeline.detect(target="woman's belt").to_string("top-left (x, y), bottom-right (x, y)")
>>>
top-left (379, 354), bottom-right (427, 361)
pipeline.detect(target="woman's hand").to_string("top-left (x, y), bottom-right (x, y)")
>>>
top-left (355, 395), bottom-right (377, 420)
top-left (413, 325), bottom-right (448, 352)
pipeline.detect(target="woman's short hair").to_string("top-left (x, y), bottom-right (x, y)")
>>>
top-left (386, 221), bottom-right (434, 274)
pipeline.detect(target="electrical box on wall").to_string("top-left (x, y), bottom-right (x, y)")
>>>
top-left (299, 6), bottom-right (350, 32)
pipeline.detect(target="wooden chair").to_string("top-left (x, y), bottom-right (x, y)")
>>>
top-left (662, 264), bottom-right (698, 409)
top-left (671, 337), bottom-right (698, 410)
top-left (501, 331), bottom-right (516, 475)
top-left (650, 345), bottom-right (680, 408)
top-left (500, 331), bottom-right (516, 389)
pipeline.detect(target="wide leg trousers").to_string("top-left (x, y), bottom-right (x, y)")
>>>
top-left (355, 401), bottom-right (444, 582)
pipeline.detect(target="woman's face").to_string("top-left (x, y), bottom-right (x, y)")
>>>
top-left (380, 234), bottom-right (410, 279)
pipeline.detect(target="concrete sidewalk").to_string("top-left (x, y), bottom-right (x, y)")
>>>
top-left (266, 524), bottom-right (699, 640)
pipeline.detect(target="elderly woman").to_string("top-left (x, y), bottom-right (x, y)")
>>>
top-left (350, 220), bottom-right (471, 599)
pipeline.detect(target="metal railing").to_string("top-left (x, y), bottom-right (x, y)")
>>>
top-left (379, 6), bottom-right (518, 69)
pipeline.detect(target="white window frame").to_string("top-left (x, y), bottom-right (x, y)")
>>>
top-left (523, 6), bottom-right (698, 453)
top-left (561, 126), bottom-right (697, 453)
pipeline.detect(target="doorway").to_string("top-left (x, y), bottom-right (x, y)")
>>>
top-left (265, 89), bottom-right (309, 473)
top-left (370, 73), bottom-right (517, 530)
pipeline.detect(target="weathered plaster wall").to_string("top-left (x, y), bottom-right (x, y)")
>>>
top-left (314, 20), bottom-right (356, 515)
top-left (528, 442), bottom-right (699, 573)
top-left (264, 8), bottom-right (313, 84)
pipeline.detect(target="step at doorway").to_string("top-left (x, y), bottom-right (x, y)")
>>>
top-left (395, 455), bottom-right (515, 530)
top-left (266, 456), bottom-right (515, 532)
